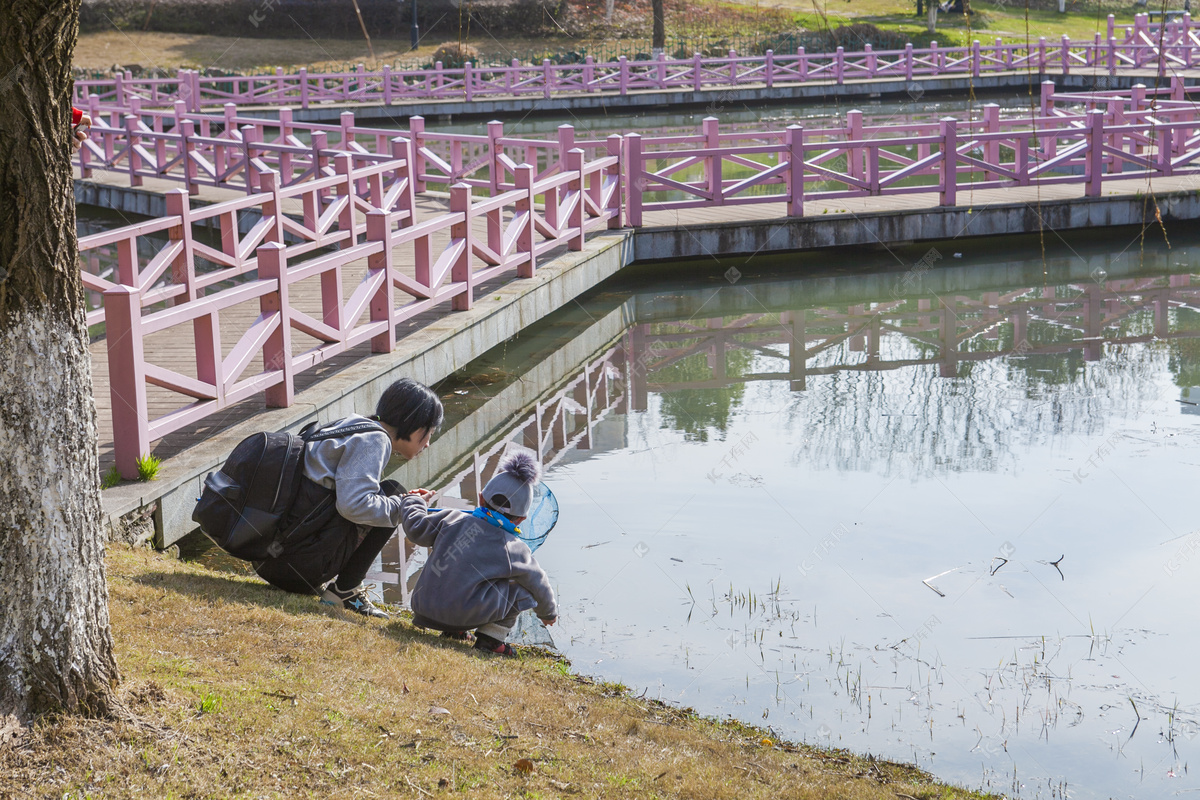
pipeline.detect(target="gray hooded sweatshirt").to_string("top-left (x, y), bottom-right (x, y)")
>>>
top-left (401, 495), bottom-right (557, 629)
top-left (303, 414), bottom-right (403, 529)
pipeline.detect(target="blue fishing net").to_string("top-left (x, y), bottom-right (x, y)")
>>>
top-left (518, 482), bottom-right (559, 553)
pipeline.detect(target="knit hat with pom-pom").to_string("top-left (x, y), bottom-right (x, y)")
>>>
top-left (480, 450), bottom-right (541, 518)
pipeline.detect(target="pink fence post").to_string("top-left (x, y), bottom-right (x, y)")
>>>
top-left (835, 46), bottom-right (845, 84)
top-left (1061, 35), bottom-right (1072, 75)
top-left (1108, 13), bottom-right (1116, 40)
top-left (558, 123), bottom-right (575, 175)
top-left (930, 41), bottom-right (939, 74)
top-left (972, 40), bottom-right (982, 76)
top-left (165, 189), bottom-right (197, 302)
top-left (508, 58), bottom-right (519, 93)
top-left (585, 55), bottom-right (596, 93)
top-left (515, 163), bottom-right (536, 277)
top-left (1086, 110), bottom-right (1104, 196)
top-left (256, 242), bottom-right (294, 408)
top-left (865, 44), bottom-right (876, 77)
top-left (260, 169), bottom-right (285, 244)
top-left (365, 210), bottom-right (396, 354)
top-left (390, 136), bottom-right (417, 225)
top-left (1185, 13), bottom-right (1193, 68)
top-left (104, 285), bottom-right (148, 479)
top-left (1041, 80), bottom-right (1055, 116)
top-left (905, 43), bottom-right (914, 79)
top-left (409, 116), bottom-right (426, 193)
top-left (298, 67), bottom-right (309, 108)
top-left (180, 118), bottom-right (199, 195)
top-left (606, 134), bottom-right (623, 229)
top-left (333, 153), bottom-right (359, 242)
top-left (766, 49), bottom-right (775, 88)
top-left (382, 64), bottom-right (393, 104)
top-left (241, 124), bottom-right (262, 192)
top-left (114, 70), bottom-right (126, 107)
top-left (798, 46), bottom-right (807, 81)
top-left (464, 61), bottom-right (474, 102)
top-left (625, 133), bottom-right (643, 227)
top-left (847, 110), bottom-right (863, 181)
top-left (619, 56), bottom-right (629, 95)
top-left (189, 70), bottom-right (202, 112)
top-left (983, 103), bottom-right (1000, 180)
top-left (450, 183), bottom-right (474, 311)
top-left (122, 114), bottom-right (143, 187)
top-left (728, 49), bottom-right (738, 84)
top-left (1158, 124), bottom-right (1174, 177)
top-left (656, 51), bottom-right (667, 88)
top-left (1038, 37), bottom-right (1047, 71)
top-left (786, 125), bottom-right (804, 217)
top-left (1108, 36), bottom-right (1117, 75)
top-left (543, 59), bottom-right (553, 100)
top-left (703, 116), bottom-right (722, 205)
top-left (567, 148), bottom-right (585, 251)
top-left (693, 53), bottom-right (704, 91)
top-left (487, 120), bottom-right (504, 192)
top-left (340, 110), bottom-right (355, 152)
top-left (940, 117), bottom-right (958, 206)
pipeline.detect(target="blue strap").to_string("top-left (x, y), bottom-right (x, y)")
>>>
top-left (470, 506), bottom-right (522, 536)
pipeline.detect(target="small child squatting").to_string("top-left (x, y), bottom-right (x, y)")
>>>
top-left (402, 452), bottom-right (557, 656)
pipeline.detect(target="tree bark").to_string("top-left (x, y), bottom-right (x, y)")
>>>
top-left (651, 0), bottom-right (665, 52)
top-left (0, 0), bottom-right (118, 740)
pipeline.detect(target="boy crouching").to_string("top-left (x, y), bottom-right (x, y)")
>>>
top-left (401, 452), bottom-right (557, 656)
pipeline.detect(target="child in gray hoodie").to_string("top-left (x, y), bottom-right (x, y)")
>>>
top-left (402, 451), bottom-right (557, 656)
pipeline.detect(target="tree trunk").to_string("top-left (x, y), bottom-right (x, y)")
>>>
top-left (0, 0), bottom-right (118, 741)
top-left (916, 0), bottom-right (924, 17)
top-left (651, 0), bottom-right (665, 53)
top-left (927, 2), bottom-right (938, 33)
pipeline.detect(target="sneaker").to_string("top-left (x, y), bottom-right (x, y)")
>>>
top-left (320, 584), bottom-right (389, 619)
top-left (473, 632), bottom-right (517, 657)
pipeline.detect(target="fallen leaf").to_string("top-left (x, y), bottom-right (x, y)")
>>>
top-left (514, 758), bottom-right (535, 775)
top-left (760, 737), bottom-right (773, 746)
top-left (429, 706), bottom-right (451, 716)
top-left (402, 683), bottom-right (410, 694)
top-left (438, 778), bottom-right (450, 788)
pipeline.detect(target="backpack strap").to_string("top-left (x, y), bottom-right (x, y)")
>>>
top-left (301, 420), bottom-right (388, 443)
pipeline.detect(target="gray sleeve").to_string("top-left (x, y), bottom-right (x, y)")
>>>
top-left (400, 495), bottom-right (459, 547)
top-left (332, 432), bottom-right (404, 528)
top-left (508, 543), bottom-right (557, 620)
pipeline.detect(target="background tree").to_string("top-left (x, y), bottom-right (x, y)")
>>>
top-left (0, 0), bottom-right (118, 741)
top-left (652, 0), bottom-right (665, 52)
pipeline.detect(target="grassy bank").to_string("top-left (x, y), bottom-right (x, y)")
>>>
top-left (73, 0), bottom-right (1145, 72)
top-left (0, 546), bottom-right (993, 799)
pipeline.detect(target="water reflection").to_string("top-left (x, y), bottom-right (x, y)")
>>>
top-left (393, 231), bottom-right (1200, 799)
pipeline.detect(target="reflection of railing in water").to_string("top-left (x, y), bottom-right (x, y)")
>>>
top-left (374, 343), bottom-right (628, 606)
top-left (628, 274), bottom-right (1200, 395)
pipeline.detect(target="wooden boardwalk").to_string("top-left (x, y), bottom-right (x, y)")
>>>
top-left (81, 172), bottom-right (579, 473)
top-left (84, 169), bottom-right (1199, 473)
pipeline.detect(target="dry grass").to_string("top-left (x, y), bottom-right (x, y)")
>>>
top-left (0, 546), bottom-right (994, 799)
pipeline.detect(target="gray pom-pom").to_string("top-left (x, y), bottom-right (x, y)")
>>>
top-left (501, 450), bottom-right (541, 484)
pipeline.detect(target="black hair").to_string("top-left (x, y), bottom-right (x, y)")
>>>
top-left (480, 495), bottom-right (523, 523)
top-left (373, 378), bottom-right (444, 440)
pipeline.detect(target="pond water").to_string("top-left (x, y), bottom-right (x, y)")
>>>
top-left (390, 228), bottom-right (1200, 799)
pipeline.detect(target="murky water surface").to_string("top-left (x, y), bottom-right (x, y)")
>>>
top-left (398, 230), bottom-right (1200, 799)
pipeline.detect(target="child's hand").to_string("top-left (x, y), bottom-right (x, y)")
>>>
top-left (540, 616), bottom-right (556, 627)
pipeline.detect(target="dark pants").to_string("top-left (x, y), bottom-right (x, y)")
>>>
top-left (255, 478), bottom-right (404, 595)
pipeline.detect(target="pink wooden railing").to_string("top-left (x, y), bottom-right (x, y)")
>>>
top-left (71, 14), bottom-right (1200, 112)
top-left (86, 147), bottom-right (621, 477)
top-left (624, 108), bottom-right (1200, 225)
top-left (74, 98), bottom-right (614, 197)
